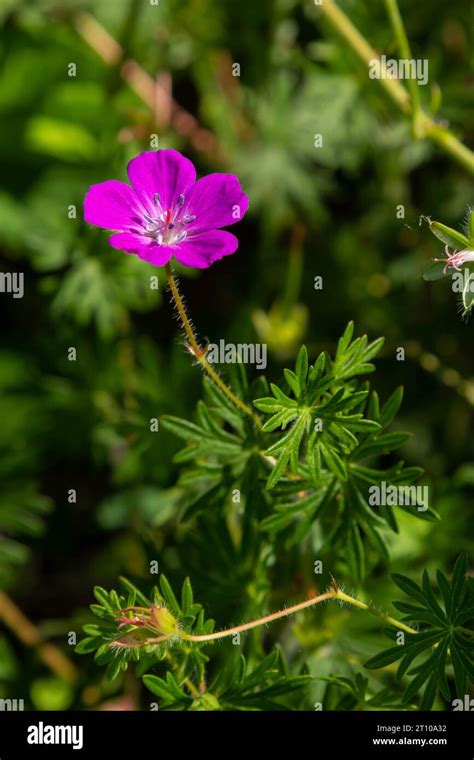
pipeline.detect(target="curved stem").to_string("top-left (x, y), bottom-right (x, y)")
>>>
top-left (165, 264), bottom-right (262, 428)
top-left (179, 587), bottom-right (417, 643)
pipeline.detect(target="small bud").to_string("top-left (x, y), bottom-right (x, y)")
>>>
top-left (150, 605), bottom-right (178, 636)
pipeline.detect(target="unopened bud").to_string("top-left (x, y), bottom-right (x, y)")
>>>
top-left (150, 605), bottom-right (178, 636)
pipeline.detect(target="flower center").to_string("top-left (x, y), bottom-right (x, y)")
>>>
top-left (135, 193), bottom-right (196, 246)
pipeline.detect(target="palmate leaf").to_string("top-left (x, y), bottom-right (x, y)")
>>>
top-left (365, 555), bottom-right (474, 709)
top-left (254, 324), bottom-right (384, 491)
top-left (161, 374), bottom-right (270, 520)
top-left (259, 336), bottom-right (432, 575)
top-left (162, 325), bottom-right (431, 578)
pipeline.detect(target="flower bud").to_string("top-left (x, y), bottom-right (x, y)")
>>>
top-left (150, 605), bottom-right (178, 636)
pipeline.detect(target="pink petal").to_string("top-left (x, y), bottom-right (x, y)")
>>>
top-left (183, 174), bottom-right (249, 233)
top-left (109, 233), bottom-right (172, 267)
top-left (84, 180), bottom-right (138, 231)
top-left (127, 149), bottom-right (196, 212)
top-left (172, 230), bottom-right (239, 269)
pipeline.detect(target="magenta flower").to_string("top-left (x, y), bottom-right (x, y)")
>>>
top-left (84, 149), bottom-right (249, 268)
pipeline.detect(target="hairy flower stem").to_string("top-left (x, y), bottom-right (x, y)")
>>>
top-left (319, 0), bottom-right (474, 173)
top-left (165, 264), bottom-right (262, 429)
top-left (179, 588), bottom-right (417, 643)
top-left (334, 590), bottom-right (417, 635)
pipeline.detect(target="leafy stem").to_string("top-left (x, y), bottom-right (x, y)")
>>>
top-left (165, 263), bottom-right (262, 428)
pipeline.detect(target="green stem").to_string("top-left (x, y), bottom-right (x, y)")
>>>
top-left (334, 590), bottom-right (417, 635)
top-left (318, 0), bottom-right (474, 173)
top-left (165, 264), bottom-right (262, 429)
top-left (384, 0), bottom-right (423, 137)
top-left (425, 123), bottom-right (474, 173)
top-left (182, 591), bottom-right (335, 642)
top-left (319, 0), bottom-right (410, 112)
top-left (180, 587), bottom-right (417, 643)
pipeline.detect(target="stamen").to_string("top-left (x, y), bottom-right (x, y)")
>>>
top-left (154, 193), bottom-right (161, 205)
top-left (177, 194), bottom-right (185, 207)
top-left (183, 214), bottom-right (196, 224)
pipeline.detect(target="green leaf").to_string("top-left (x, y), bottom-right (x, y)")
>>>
top-left (391, 574), bottom-right (426, 606)
top-left (422, 261), bottom-right (449, 281)
top-left (428, 220), bottom-right (469, 249)
top-left (320, 443), bottom-right (347, 480)
top-left (284, 368), bottom-right (301, 398)
top-left (295, 345), bottom-right (309, 389)
top-left (181, 577), bottom-right (194, 616)
top-left (365, 645), bottom-right (404, 670)
top-left (379, 387), bottom-right (404, 428)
